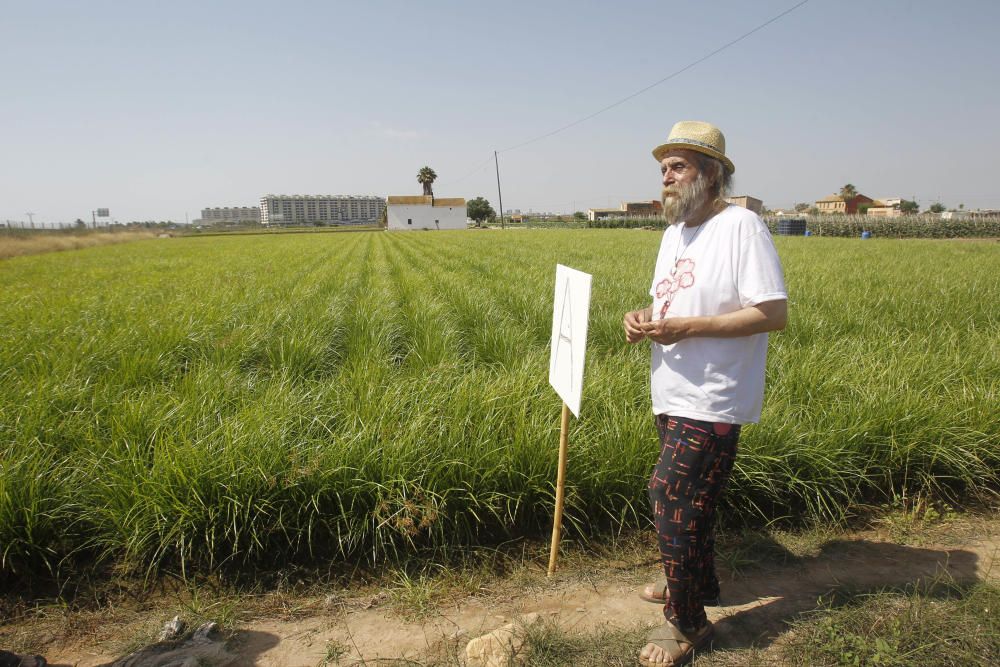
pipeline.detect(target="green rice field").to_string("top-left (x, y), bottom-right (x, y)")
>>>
top-left (1, 231), bottom-right (998, 580)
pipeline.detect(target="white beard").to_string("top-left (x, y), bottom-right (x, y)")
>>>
top-left (661, 174), bottom-right (711, 225)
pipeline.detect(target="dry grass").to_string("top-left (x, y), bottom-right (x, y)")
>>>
top-left (0, 230), bottom-right (157, 260)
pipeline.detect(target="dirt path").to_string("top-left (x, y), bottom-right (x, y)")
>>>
top-left (8, 515), bottom-right (999, 666)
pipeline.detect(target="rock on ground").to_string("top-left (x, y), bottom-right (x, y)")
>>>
top-left (465, 612), bottom-right (541, 667)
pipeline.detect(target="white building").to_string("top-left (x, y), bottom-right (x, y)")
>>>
top-left (259, 194), bottom-right (386, 225)
top-left (197, 206), bottom-right (260, 224)
top-left (386, 196), bottom-right (467, 230)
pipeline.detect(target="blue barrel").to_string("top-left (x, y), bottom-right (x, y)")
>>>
top-left (861, 230), bottom-right (872, 239)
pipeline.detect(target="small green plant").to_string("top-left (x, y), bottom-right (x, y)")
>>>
top-left (387, 569), bottom-right (443, 620)
top-left (175, 584), bottom-right (239, 631)
top-left (319, 639), bottom-right (349, 666)
top-left (878, 490), bottom-right (961, 544)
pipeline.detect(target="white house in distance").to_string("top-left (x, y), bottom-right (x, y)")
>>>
top-left (386, 195), bottom-right (467, 230)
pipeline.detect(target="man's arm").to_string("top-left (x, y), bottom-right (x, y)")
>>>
top-left (637, 299), bottom-right (787, 346)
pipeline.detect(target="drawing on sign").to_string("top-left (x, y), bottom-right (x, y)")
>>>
top-left (548, 264), bottom-right (591, 417)
top-left (551, 277), bottom-right (575, 392)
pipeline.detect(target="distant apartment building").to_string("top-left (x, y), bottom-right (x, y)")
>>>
top-left (259, 195), bottom-right (386, 225)
top-left (587, 200), bottom-right (663, 221)
top-left (725, 195), bottom-right (764, 214)
top-left (198, 206), bottom-right (261, 224)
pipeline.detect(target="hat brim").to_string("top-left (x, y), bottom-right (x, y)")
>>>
top-left (652, 141), bottom-right (735, 174)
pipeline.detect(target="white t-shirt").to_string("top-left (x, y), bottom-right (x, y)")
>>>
top-left (648, 204), bottom-right (787, 424)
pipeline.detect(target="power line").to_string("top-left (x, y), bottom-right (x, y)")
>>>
top-left (440, 154), bottom-right (495, 188)
top-left (498, 0), bottom-right (811, 154)
top-left (438, 1), bottom-right (810, 197)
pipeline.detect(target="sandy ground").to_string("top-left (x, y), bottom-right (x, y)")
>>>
top-left (5, 515), bottom-right (998, 666)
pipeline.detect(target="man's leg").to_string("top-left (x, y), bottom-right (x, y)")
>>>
top-left (698, 523), bottom-right (721, 602)
top-left (692, 422), bottom-right (741, 602)
top-left (648, 415), bottom-right (740, 630)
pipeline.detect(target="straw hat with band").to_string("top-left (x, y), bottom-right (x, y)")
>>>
top-left (652, 120), bottom-right (735, 175)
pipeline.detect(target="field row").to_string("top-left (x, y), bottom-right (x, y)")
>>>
top-left (1, 231), bottom-right (998, 579)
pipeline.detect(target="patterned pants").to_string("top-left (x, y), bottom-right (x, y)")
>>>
top-left (648, 414), bottom-right (741, 630)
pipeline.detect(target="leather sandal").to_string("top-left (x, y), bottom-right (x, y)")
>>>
top-left (638, 620), bottom-right (714, 666)
top-left (639, 579), bottom-right (721, 606)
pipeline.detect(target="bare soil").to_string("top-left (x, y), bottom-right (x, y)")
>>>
top-left (3, 513), bottom-right (998, 666)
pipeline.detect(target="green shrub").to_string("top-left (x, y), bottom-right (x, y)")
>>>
top-left (764, 214), bottom-right (1000, 238)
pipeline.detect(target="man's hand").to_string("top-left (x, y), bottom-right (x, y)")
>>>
top-left (623, 306), bottom-right (653, 344)
top-left (638, 317), bottom-right (690, 345)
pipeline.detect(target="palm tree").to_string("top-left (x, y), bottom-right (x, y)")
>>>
top-left (839, 183), bottom-right (858, 200)
top-left (417, 166), bottom-right (437, 196)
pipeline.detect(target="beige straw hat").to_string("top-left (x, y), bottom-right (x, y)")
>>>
top-left (652, 120), bottom-right (735, 174)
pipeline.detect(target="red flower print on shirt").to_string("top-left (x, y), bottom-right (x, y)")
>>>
top-left (655, 258), bottom-right (696, 318)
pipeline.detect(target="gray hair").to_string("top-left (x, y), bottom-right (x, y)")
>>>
top-left (690, 153), bottom-right (733, 198)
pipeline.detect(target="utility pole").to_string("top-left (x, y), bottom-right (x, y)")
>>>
top-left (494, 151), bottom-right (505, 230)
top-left (25, 212), bottom-right (35, 228)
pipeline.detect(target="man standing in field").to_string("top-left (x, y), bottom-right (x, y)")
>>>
top-left (623, 120), bottom-right (787, 666)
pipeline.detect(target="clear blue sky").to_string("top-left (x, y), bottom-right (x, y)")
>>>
top-left (3, 0), bottom-right (999, 223)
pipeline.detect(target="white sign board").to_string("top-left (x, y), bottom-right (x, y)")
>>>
top-left (548, 264), bottom-right (592, 417)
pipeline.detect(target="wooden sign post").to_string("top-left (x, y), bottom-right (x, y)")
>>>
top-left (547, 264), bottom-right (591, 577)
top-left (547, 402), bottom-right (571, 576)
